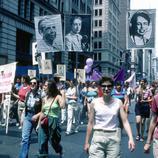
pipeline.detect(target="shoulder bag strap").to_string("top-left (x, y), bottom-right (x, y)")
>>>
top-left (46, 96), bottom-right (56, 116)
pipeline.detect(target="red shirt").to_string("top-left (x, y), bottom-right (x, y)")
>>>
top-left (18, 85), bottom-right (30, 102)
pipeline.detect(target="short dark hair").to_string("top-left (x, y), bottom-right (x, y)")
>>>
top-left (22, 75), bottom-right (30, 84)
top-left (100, 76), bottom-right (114, 86)
top-left (71, 16), bottom-right (82, 25)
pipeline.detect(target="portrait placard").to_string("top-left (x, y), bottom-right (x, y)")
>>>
top-left (34, 15), bottom-right (63, 52)
top-left (74, 69), bottom-right (85, 83)
top-left (28, 69), bottom-right (36, 79)
top-left (57, 64), bottom-right (66, 81)
top-left (64, 14), bottom-right (92, 52)
top-left (127, 9), bottom-right (156, 49)
top-left (41, 59), bottom-right (52, 74)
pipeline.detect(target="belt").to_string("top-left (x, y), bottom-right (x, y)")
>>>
top-left (94, 129), bottom-right (117, 132)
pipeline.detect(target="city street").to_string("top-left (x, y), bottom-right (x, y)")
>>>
top-left (0, 102), bottom-right (153, 158)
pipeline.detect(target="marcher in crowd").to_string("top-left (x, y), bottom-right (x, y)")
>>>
top-left (54, 73), bottom-right (67, 125)
top-left (124, 81), bottom-right (134, 110)
top-left (111, 81), bottom-right (129, 113)
top-left (12, 75), bottom-right (30, 129)
top-left (65, 80), bottom-right (79, 135)
top-left (82, 81), bottom-right (98, 119)
top-left (19, 78), bottom-right (42, 158)
top-left (37, 80), bottom-right (65, 157)
top-left (135, 78), bottom-right (152, 141)
top-left (84, 76), bottom-right (135, 158)
top-left (144, 92), bottom-right (158, 158)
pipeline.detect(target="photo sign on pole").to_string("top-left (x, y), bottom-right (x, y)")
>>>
top-left (127, 9), bottom-right (156, 49)
top-left (64, 14), bottom-right (92, 52)
top-left (41, 59), bottom-right (52, 74)
top-left (34, 14), bottom-right (63, 53)
top-left (74, 68), bottom-right (85, 83)
top-left (28, 69), bottom-right (36, 79)
top-left (57, 64), bottom-right (66, 81)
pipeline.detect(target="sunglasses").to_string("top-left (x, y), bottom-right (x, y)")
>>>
top-left (31, 82), bottom-right (37, 85)
top-left (101, 84), bottom-right (113, 88)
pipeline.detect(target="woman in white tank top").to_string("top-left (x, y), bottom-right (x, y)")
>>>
top-left (84, 76), bottom-right (135, 158)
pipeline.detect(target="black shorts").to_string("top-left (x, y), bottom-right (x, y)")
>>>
top-left (135, 102), bottom-right (150, 118)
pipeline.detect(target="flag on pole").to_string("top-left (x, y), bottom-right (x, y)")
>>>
top-left (125, 72), bottom-right (135, 83)
top-left (113, 68), bottom-right (125, 82)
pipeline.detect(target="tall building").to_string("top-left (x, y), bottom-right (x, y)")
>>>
top-left (93, 0), bottom-right (130, 76)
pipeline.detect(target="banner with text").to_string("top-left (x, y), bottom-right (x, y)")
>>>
top-left (0, 62), bottom-right (16, 93)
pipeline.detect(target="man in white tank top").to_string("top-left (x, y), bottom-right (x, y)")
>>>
top-left (84, 76), bottom-right (135, 158)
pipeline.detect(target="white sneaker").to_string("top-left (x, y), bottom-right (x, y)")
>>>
top-left (74, 127), bottom-right (79, 133)
top-left (18, 126), bottom-right (22, 129)
top-left (16, 123), bottom-right (20, 126)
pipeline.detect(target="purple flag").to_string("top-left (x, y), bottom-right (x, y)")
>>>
top-left (113, 68), bottom-right (125, 82)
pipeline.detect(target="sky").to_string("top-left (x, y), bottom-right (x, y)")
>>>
top-left (130, 0), bottom-right (158, 56)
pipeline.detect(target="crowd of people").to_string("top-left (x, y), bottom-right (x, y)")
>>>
top-left (0, 74), bottom-right (158, 158)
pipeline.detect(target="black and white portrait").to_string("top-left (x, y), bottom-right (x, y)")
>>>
top-left (41, 59), bottom-right (52, 74)
top-left (64, 14), bottom-right (91, 52)
top-left (127, 9), bottom-right (156, 49)
top-left (34, 15), bottom-right (63, 52)
top-left (57, 64), bottom-right (66, 81)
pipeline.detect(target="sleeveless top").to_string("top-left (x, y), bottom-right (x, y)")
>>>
top-left (42, 100), bottom-right (60, 118)
top-left (93, 97), bottom-right (122, 131)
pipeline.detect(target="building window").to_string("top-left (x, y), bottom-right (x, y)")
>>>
top-left (99, 0), bottom-right (102, 4)
top-left (99, 20), bottom-right (102, 26)
top-left (94, 53), bottom-right (97, 60)
top-left (99, 31), bottom-right (102, 37)
top-left (99, 9), bottom-right (102, 16)
top-left (95, 9), bottom-right (98, 16)
top-left (18, 0), bottom-right (22, 16)
top-left (95, 0), bottom-right (98, 5)
top-left (39, 8), bottom-right (44, 16)
top-left (98, 53), bottom-right (101, 60)
top-left (94, 31), bottom-right (97, 37)
top-left (94, 42), bottom-right (97, 49)
top-left (98, 41), bottom-right (102, 48)
top-left (30, 2), bottom-right (35, 22)
top-left (24, 0), bottom-right (29, 19)
top-left (94, 20), bottom-right (98, 27)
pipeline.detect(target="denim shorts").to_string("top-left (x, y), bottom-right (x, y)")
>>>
top-left (89, 128), bottom-right (121, 158)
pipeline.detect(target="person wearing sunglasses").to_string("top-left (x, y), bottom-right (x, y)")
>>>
top-left (19, 78), bottom-right (42, 158)
top-left (84, 76), bottom-right (135, 158)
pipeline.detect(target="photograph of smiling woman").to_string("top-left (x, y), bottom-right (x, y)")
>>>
top-left (127, 9), bottom-right (156, 49)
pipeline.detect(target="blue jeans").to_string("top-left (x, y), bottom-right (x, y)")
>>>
top-left (19, 112), bottom-right (36, 158)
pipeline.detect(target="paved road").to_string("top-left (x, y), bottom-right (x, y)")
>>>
top-left (0, 101), bottom-right (153, 158)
